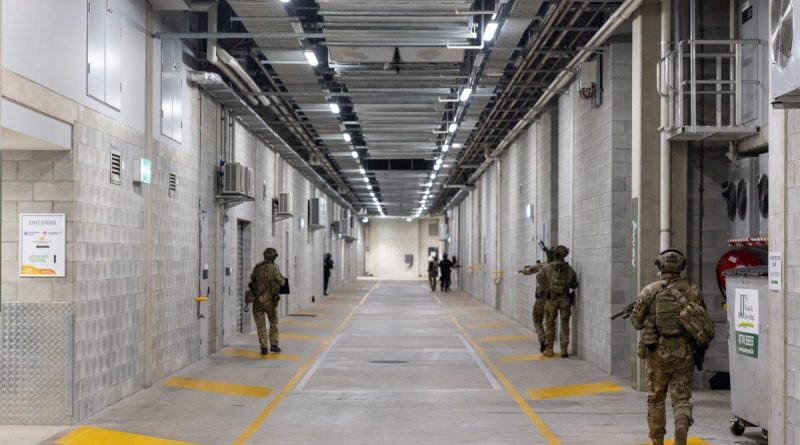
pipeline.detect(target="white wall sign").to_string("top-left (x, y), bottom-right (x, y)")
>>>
top-left (19, 214), bottom-right (66, 277)
top-left (768, 251), bottom-right (782, 290)
top-left (734, 287), bottom-right (759, 358)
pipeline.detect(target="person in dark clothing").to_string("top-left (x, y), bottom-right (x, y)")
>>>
top-left (439, 254), bottom-right (454, 292)
top-left (323, 253), bottom-right (334, 295)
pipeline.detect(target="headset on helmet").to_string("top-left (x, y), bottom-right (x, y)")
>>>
top-left (263, 247), bottom-right (278, 259)
top-left (654, 249), bottom-right (686, 272)
top-left (554, 245), bottom-right (569, 259)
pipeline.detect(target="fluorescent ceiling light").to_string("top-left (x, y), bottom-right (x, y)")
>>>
top-left (329, 103), bottom-right (340, 114)
top-left (367, 184), bottom-right (372, 190)
top-left (430, 173), bottom-right (436, 179)
top-left (434, 164), bottom-right (441, 171)
top-left (304, 50), bottom-right (319, 67)
top-left (405, 218), bottom-right (413, 222)
top-left (343, 133), bottom-right (352, 142)
top-left (427, 181), bottom-right (433, 187)
top-left (281, 0), bottom-right (290, 3)
top-left (483, 21), bottom-right (499, 41)
top-left (448, 123), bottom-right (458, 133)
top-left (363, 177), bottom-right (369, 183)
top-left (459, 87), bottom-right (473, 102)
top-left (362, 217), bottom-right (368, 223)
top-left (350, 150), bottom-right (359, 158)
top-left (442, 144), bottom-right (450, 152)
top-left (359, 167), bottom-right (366, 175)
top-left (435, 158), bottom-right (443, 165)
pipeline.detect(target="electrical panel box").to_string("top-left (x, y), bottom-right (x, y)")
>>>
top-left (771, 0), bottom-right (800, 105)
top-left (577, 60), bottom-right (596, 91)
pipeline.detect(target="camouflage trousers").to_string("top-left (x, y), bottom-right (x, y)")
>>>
top-left (646, 339), bottom-right (695, 442)
top-left (544, 297), bottom-right (572, 351)
top-left (532, 298), bottom-right (545, 341)
top-left (428, 274), bottom-right (438, 292)
top-left (253, 298), bottom-right (279, 349)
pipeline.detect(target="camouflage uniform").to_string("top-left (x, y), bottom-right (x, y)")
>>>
top-left (521, 262), bottom-right (548, 349)
top-left (251, 248), bottom-right (285, 353)
top-left (428, 258), bottom-right (439, 292)
top-left (540, 246), bottom-right (578, 357)
top-left (630, 250), bottom-right (705, 445)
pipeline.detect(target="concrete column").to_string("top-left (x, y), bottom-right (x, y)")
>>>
top-left (143, 6), bottom-right (156, 387)
top-left (630, 0), bottom-right (662, 390)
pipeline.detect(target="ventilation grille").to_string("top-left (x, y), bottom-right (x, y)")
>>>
top-left (428, 223), bottom-right (439, 236)
top-left (169, 173), bottom-right (177, 198)
top-left (110, 153), bottom-right (121, 185)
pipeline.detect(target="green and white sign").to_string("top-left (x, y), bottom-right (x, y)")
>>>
top-left (139, 158), bottom-right (152, 183)
top-left (734, 288), bottom-right (759, 358)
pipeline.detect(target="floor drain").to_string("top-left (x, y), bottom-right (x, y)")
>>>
top-left (369, 360), bottom-right (409, 364)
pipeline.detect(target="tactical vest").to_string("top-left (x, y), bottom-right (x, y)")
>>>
top-left (653, 279), bottom-right (715, 345)
top-left (547, 264), bottom-right (569, 298)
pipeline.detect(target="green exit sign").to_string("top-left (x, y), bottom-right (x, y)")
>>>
top-left (133, 158), bottom-right (152, 184)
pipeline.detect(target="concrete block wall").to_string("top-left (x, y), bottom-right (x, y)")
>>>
top-left (452, 38), bottom-right (632, 374)
top-left (1, 44), bottom-right (364, 425)
top-left (366, 218), bottom-right (441, 279)
top-left (784, 108), bottom-right (800, 441)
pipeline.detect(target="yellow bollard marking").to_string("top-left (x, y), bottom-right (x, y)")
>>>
top-left (219, 348), bottom-right (303, 362)
top-left (479, 333), bottom-right (535, 343)
top-left (57, 426), bottom-right (201, 445)
top-left (162, 377), bottom-right (272, 398)
top-left (527, 380), bottom-right (624, 401)
top-left (497, 354), bottom-right (561, 363)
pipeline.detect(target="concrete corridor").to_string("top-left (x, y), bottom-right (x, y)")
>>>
top-left (26, 281), bottom-right (763, 445)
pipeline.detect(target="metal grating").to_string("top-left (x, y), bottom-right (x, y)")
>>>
top-left (0, 303), bottom-right (73, 425)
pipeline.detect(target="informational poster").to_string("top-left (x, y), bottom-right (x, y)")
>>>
top-left (19, 214), bottom-right (65, 277)
top-left (769, 251), bottom-right (782, 290)
top-left (734, 287), bottom-right (759, 358)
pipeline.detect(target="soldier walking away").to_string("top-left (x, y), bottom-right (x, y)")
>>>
top-left (439, 254), bottom-right (454, 292)
top-left (519, 243), bottom-right (556, 353)
top-left (541, 245), bottom-right (578, 357)
top-left (249, 247), bottom-right (285, 355)
top-left (427, 255), bottom-right (439, 292)
top-left (630, 249), bottom-right (714, 445)
top-left (323, 253), bottom-right (334, 295)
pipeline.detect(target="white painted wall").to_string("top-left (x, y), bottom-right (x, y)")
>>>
top-left (367, 218), bottom-right (435, 279)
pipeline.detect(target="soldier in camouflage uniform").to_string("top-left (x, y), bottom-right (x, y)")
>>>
top-left (519, 246), bottom-right (556, 353)
top-left (250, 247), bottom-right (285, 355)
top-left (540, 246), bottom-right (578, 358)
top-left (630, 249), bottom-right (706, 445)
top-left (428, 256), bottom-right (439, 292)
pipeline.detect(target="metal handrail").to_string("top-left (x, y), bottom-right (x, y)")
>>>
top-left (659, 39), bottom-right (760, 132)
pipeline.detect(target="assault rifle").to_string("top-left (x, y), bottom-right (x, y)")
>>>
top-left (611, 302), bottom-right (635, 320)
top-left (538, 240), bottom-right (555, 262)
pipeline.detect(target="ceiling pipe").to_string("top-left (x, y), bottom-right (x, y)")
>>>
top-left (463, 0), bottom-right (644, 187)
top-left (217, 48), bottom-right (271, 106)
top-left (659, 0), bottom-right (671, 251)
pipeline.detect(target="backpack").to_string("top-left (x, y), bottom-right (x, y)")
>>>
top-left (249, 261), bottom-right (269, 296)
top-left (654, 280), bottom-right (715, 345)
top-left (546, 264), bottom-right (569, 298)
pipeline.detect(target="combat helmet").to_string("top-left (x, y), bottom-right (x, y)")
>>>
top-left (654, 249), bottom-right (686, 274)
top-left (263, 247), bottom-right (279, 261)
top-left (553, 245), bottom-right (569, 260)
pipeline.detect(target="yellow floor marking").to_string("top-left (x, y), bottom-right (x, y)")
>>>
top-left (635, 438), bottom-right (709, 445)
top-left (497, 354), bottom-right (561, 363)
top-left (433, 295), bottom-right (561, 445)
top-left (480, 333), bottom-right (535, 343)
top-left (232, 283), bottom-right (380, 445)
top-left (219, 348), bottom-right (303, 362)
top-left (527, 380), bottom-right (624, 401)
top-left (162, 377), bottom-right (272, 398)
top-left (465, 321), bottom-right (515, 329)
top-left (280, 332), bottom-right (321, 341)
top-left (57, 426), bottom-right (201, 445)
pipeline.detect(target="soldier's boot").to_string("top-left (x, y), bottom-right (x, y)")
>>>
top-left (674, 419), bottom-right (690, 445)
top-left (560, 342), bottom-right (569, 358)
top-left (650, 438), bottom-right (664, 445)
top-left (539, 340), bottom-right (546, 353)
top-left (543, 347), bottom-right (554, 357)
top-left (260, 348), bottom-right (269, 355)
top-left (270, 345), bottom-right (282, 353)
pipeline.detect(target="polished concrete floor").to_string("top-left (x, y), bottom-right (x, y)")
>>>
top-left (8, 280), bottom-right (768, 445)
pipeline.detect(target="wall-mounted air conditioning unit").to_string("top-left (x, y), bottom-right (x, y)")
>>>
top-left (758, 152), bottom-right (769, 238)
top-left (221, 162), bottom-right (254, 197)
top-left (308, 198), bottom-right (326, 231)
top-left (724, 157), bottom-right (759, 240)
top-left (339, 208), bottom-right (351, 238)
top-left (772, 0), bottom-right (800, 105)
top-left (273, 192), bottom-right (293, 221)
